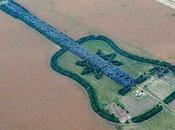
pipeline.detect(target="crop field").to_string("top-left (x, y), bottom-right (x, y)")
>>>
top-left (1, 0), bottom-right (175, 130)
top-left (2, 0), bottom-right (169, 125)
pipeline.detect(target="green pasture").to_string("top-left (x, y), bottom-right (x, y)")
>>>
top-left (122, 107), bottom-right (175, 130)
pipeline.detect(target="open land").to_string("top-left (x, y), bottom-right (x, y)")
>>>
top-left (0, 1), bottom-right (173, 128)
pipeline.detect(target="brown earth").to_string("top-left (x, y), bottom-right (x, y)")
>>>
top-left (1, 0), bottom-right (175, 130)
top-left (0, 13), bottom-right (113, 130)
top-left (17, 0), bottom-right (175, 64)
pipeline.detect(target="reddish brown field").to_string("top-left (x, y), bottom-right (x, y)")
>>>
top-left (1, 0), bottom-right (175, 130)
top-left (0, 13), bottom-right (113, 130)
top-left (17, 0), bottom-right (175, 64)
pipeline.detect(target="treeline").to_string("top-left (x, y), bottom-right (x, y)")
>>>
top-left (163, 91), bottom-right (175, 104)
top-left (50, 49), bottom-right (120, 123)
top-left (131, 104), bottom-right (163, 123)
top-left (0, 1), bottom-right (136, 91)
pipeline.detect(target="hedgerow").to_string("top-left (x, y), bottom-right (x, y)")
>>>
top-left (163, 91), bottom-right (175, 104)
top-left (131, 104), bottom-right (163, 123)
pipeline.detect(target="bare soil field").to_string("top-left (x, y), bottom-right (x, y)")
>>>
top-left (0, 13), bottom-right (113, 130)
top-left (17, 0), bottom-right (175, 64)
top-left (1, 0), bottom-right (175, 129)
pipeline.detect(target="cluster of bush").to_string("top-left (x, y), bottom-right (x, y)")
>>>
top-left (75, 49), bottom-right (123, 80)
top-left (97, 50), bottom-right (123, 66)
top-left (50, 49), bottom-right (120, 123)
top-left (0, 1), bottom-right (136, 91)
top-left (76, 60), bottom-right (103, 79)
top-left (131, 104), bottom-right (163, 123)
top-left (136, 66), bottom-right (170, 84)
top-left (164, 91), bottom-right (175, 104)
top-left (154, 67), bottom-right (169, 78)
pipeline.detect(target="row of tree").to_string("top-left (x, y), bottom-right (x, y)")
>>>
top-left (131, 104), bottom-right (163, 123)
top-left (164, 91), bottom-right (175, 104)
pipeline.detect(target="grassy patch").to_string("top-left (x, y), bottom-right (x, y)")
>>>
top-left (146, 72), bottom-right (175, 100)
top-left (120, 90), bottom-right (158, 117)
top-left (123, 107), bottom-right (175, 130)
